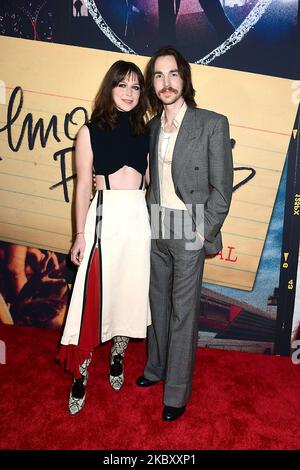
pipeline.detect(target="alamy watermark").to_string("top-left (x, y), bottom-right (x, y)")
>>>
top-left (94, 203), bottom-right (205, 250)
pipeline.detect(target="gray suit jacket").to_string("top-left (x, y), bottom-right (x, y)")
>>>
top-left (147, 106), bottom-right (233, 255)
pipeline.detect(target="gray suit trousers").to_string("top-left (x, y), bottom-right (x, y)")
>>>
top-left (144, 225), bottom-right (205, 407)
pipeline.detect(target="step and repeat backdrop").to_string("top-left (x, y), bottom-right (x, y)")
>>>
top-left (0, 0), bottom-right (299, 354)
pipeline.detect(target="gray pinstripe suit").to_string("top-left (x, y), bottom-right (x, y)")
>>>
top-left (143, 106), bottom-right (233, 407)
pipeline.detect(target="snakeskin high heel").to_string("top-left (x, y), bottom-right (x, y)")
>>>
top-left (109, 336), bottom-right (129, 391)
top-left (68, 358), bottom-right (91, 415)
top-left (109, 353), bottom-right (124, 391)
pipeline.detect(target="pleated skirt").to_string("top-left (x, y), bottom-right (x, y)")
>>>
top-left (58, 189), bottom-right (151, 377)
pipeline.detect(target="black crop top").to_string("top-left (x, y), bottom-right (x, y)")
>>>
top-left (85, 110), bottom-right (149, 176)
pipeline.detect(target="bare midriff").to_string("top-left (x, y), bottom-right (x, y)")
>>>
top-left (95, 165), bottom-right (143, 190)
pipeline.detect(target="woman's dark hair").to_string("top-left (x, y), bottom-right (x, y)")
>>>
top-left (145, 46), bottom-right (197, 116)
top-left (91, 60), bottom-right (148, 134)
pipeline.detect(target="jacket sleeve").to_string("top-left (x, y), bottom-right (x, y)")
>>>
top-left (202, 115), bottom-right (233, 242)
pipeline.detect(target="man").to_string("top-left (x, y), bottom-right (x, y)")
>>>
top-left (136, 46), bottom-right (233, 421)
top-left (74, 0), bottom-right (83, 17)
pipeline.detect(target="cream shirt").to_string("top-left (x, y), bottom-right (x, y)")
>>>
top-left (158, 102), bottom-right (188, 211)
top-left (158, 102), bottom-right (205, 244)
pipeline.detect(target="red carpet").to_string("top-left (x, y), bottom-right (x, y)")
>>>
top-left (1, 324), bottom-right (300, 450)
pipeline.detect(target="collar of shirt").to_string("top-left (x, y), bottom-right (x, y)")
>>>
top-left (160, 101), bottom-right (188, 130)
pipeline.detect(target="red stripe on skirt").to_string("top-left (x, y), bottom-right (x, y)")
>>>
top-left (57, 246), bottom-right (101, 378)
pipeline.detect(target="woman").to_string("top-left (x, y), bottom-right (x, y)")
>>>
top-left (57, 60), bottom-right (151, 415)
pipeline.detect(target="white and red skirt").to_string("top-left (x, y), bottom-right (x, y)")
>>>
top-left (57, 189), bottom-right (151, 378)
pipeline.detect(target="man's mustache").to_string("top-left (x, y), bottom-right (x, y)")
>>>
top-left (159, 87), bottom-right (178, 94)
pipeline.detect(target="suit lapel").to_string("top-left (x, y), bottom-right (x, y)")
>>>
top-left (171, 107), bottom-right (197, 185)
top-left (150, 107), bottom-right (198, 204)
top-left (150, 118), bottom-right (161, 204)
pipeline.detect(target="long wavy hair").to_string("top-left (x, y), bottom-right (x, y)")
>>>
top-left (145, 46), bottom-right (197, 117)
top-left (91, 60), bottom-right (148, 134)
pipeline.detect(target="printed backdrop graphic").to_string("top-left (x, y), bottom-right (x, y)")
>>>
top-left (291, 245), bottom-right (300, 343)
top-left (0, 0), bottom-right (299, 78)
top-left (0, 37), bottom-right (295, 292)
top-left (0, 240), bottom-right (72, 329)
top-left (0, 1), bottom-right (299, 353)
